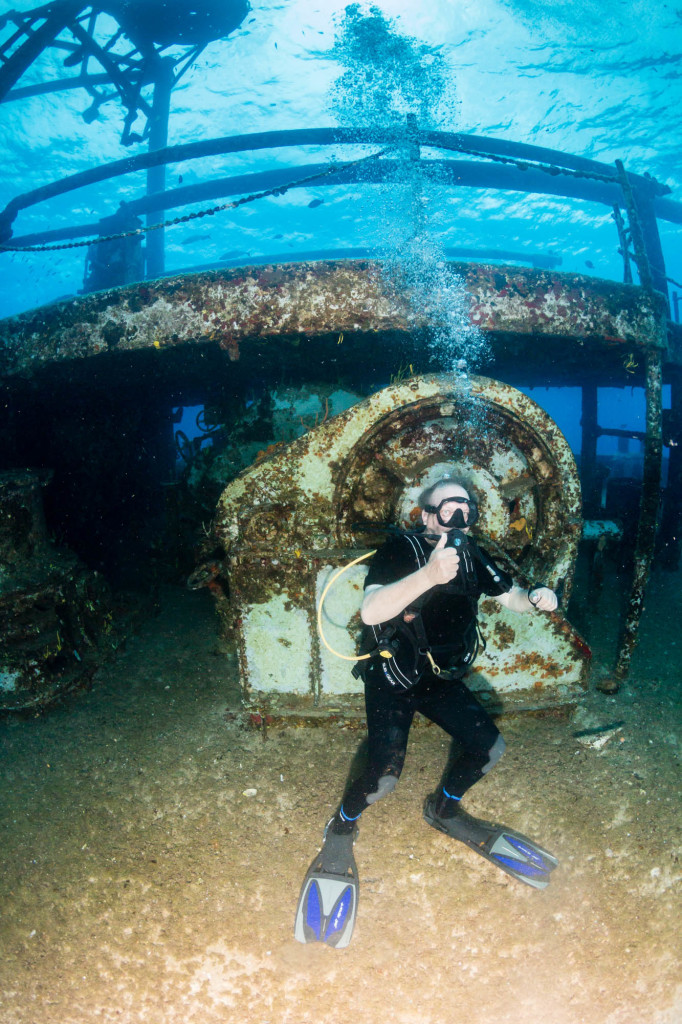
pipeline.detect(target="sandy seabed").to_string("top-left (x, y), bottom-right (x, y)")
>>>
top-left (0, 567), bottom-right (680, 1024)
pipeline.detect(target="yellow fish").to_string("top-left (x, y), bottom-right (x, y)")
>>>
top-left (510, 517), bottom-right (533, 539)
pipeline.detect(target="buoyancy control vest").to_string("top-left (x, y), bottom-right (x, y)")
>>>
top-left (354, 531), bottom-right (512, 691)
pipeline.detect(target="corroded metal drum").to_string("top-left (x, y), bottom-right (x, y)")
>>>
top-left (214, 375), bottom-right (590, 723)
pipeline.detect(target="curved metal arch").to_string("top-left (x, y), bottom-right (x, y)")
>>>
top-left (1, 126), bottom-right (672, 230)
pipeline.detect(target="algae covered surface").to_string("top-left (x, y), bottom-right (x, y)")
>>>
top-left (0, 571), bottom-right (680, 1024)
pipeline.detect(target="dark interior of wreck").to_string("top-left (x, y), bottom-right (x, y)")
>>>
top-left (1, 313), bottom-right (679, 576)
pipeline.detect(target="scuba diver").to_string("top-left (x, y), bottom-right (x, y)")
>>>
top-left (294, 475), bottom-right (560, 948)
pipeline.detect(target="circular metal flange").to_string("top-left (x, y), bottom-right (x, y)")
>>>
top-left (334, 375), bottom-right (581, 593)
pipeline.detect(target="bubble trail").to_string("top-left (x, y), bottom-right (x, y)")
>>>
top-left (329, 4), bottom-right (490, 377)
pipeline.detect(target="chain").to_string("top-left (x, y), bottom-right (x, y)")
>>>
top-left (446, 139), bottom-right (618, 185)
top-left (0, 146), bottom-right (394, 254)
top-left (0, 138), bottom-right (640, 257)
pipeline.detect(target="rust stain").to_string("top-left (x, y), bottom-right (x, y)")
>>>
top-left (506, 650), bottom-right (565, 681)
top-left (493, 621), bottom-right (516, 650)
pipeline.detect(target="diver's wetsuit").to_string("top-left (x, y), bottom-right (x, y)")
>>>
top-left (333, 532), bottom-right (513, 832)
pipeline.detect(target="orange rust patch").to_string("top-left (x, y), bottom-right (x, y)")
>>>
top-left (506, 650), bottom-right (564, 681)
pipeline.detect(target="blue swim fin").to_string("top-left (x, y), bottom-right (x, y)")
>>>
top-left (424, 796), bottom-right (558, 889)
top-left (294, 821), bottom-right (359, 947)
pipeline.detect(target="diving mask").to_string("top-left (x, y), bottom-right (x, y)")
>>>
top-left (423, 496), bottom-right (479, 529)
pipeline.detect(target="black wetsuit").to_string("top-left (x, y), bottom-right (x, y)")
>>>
top-left (335, 532), bottom-right (514, 827)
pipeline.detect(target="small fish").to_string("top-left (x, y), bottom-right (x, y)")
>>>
top-left (178, 175), bottom-right (183, 184)
top-left (273, 233), bottom-right (283, 239)
top-left (573, 720), bottom-right (626, 738)
top-left (585, 260), bottom-right (595, 269)
top-left (308, 198), bottom-right (324, 209)
top-left (219, 250), bottom-right (249, 260)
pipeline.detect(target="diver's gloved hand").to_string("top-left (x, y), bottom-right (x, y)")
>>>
top-left (425, 532), bottom-right (461, 586)
top-left (528, 586), bottom-right (558, 612)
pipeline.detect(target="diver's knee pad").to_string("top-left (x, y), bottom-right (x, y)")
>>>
top-left (365, 774), bottom-right (398, 805)
top-left (481, 734), bottom-right (506, 774)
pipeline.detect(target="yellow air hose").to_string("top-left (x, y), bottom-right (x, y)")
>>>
top-left (317, 546), bottom-right (445, 674)
top-left (317, 550), bottom-right (377, 661)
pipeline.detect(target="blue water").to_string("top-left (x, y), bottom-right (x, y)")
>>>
top-left (0, 0), bottom-right (681, 320)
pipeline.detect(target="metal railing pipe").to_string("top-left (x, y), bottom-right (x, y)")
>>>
top-left (1, 127), bottom-right (673, 236)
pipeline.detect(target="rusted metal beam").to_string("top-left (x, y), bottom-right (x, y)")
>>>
top-left (0, 262), bottom-right (670, 383)
top-left (0, 3), bottom-right (84, 104)
top-left (608, 330), bottom-right (666, 686)
top-left (615, 159), bottom-right (668, 302)
top-left (658, 374), bottom-right (682, 569)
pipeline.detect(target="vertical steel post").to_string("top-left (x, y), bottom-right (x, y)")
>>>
top-left (614, 161), bottom-right (667, 303)
top-left (611, 204), bottom-right (633, 284)
top-left (612, 334), bottom-right (665, 683)
top-left (632, 190), bottom-right (669, 305)
top-left (615, 160), bottom-right (653, 290)
top-left (658, 374), bottom-right (682, 569)
top-left (630, 192), bottom-right (667, 301)
top-left (600, 163), bottom-right (667, 688)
